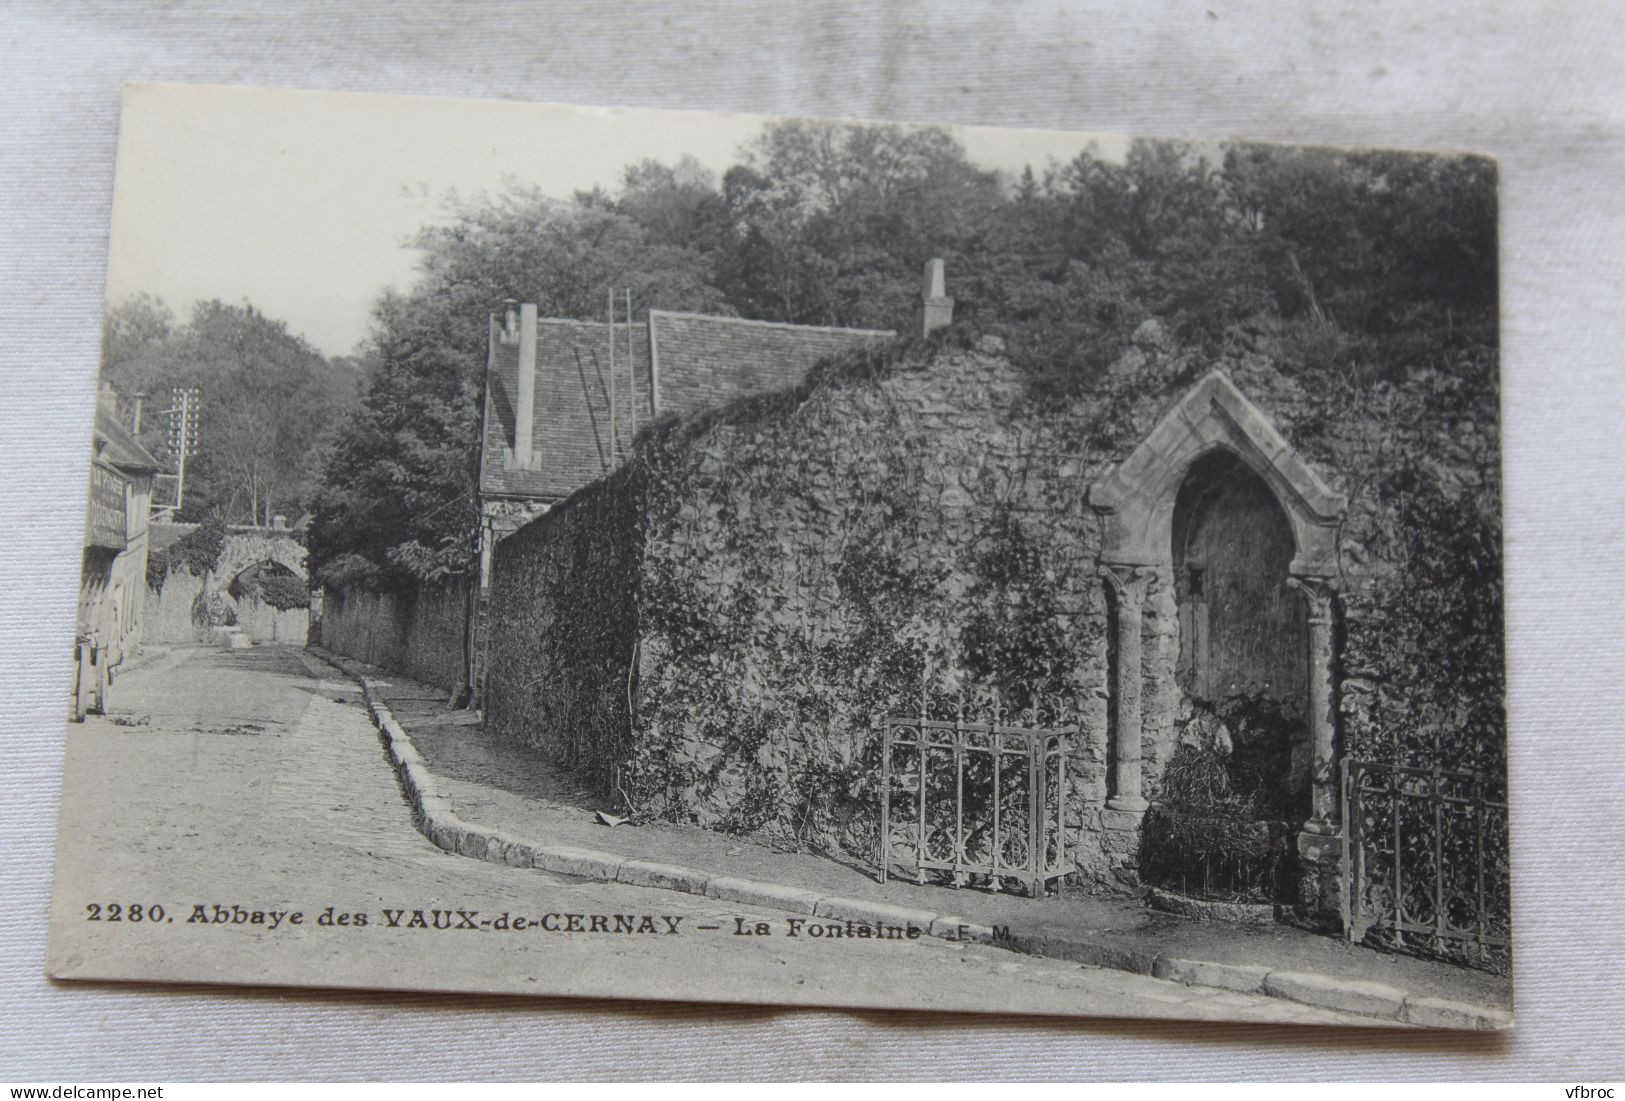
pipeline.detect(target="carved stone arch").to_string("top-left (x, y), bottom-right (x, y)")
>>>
top-left (1088, 372), bottom-right (1350, 917)
top-left (1089, 371), bottom-right (1346, 578)
top-left (213, 533), bottom-right (309, 585)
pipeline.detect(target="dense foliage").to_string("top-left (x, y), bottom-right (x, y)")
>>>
top-left (101, 300), bottom-right (362, 526)
top-left (144, 517), bottom-right (227, 591)
top-left (300, 119), bottom-right (1494, 592)
top-left (252, 573), bottom-right (313, 612)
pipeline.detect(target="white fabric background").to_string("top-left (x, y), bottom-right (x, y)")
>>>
top-left (3, 0), bottom-right (1622, 1082)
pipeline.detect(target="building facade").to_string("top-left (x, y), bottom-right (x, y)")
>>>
top-left (74, 388), bottom-right (160, 718)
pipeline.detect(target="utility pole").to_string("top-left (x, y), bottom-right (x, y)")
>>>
top-left (174, 387), bottom-right (197, 508)
top-left (153, 386), bottom-right (200, 516)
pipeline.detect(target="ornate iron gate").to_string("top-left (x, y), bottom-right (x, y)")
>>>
top-left (878, 683), bottom-right (1073, 897)
top-left (1343, 759), bottom-right (1510, 972)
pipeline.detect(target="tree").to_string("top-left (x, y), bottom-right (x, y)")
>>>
top-left (100, 294), bottom-right (177, 391)
top-left (717, 120), bottom-right (1004, 329)
top-left (99, 298), bottom-right (359, 526)
top-left (308, 124), bottom-right (1499, 588)
top-left (616, 155), bottom-right (732, 255)
top-left (974, 139), bottom-right (1498, 393)
top-left (307, 188), bottom-right (728, 589)
top-left (307, 288), bottom-right (483, 587)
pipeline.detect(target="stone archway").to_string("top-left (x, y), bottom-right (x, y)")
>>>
top-left (225, 557), bottom-right (300, 604)
top-left (212, 530), bottom-right (307, 586)
top-left (1090, 372), bottom-right (1346, 885)
top-left (1091, 373), bottom-right (1344, 577)
top-left (210, 531), bottom-right (310, 644)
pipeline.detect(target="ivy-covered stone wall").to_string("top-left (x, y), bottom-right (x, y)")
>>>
top-left (485, 465), bottom-right (645, 789)
top-left (144, 525), bottom-right (312, 646)
top-left (484, 323), bottom-right (1503, 894)
top-left (625, 338), bottom-right (1122, 866)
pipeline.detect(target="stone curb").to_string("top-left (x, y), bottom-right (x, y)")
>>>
top-left (1263, 970), bottom-right (1407, 1019)
top-left (705, 876), bottom-right (823, 916)
top-left (306, 646), bottom-right (1512, 1031)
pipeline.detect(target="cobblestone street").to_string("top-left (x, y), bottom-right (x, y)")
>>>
top-left (49, 644), bottom-right (1370, 1025)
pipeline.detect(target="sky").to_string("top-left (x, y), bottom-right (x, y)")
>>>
top-left (106, 84), bottom-right (1131, 356)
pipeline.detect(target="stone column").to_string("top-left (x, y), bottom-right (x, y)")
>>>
top-left (1287, 575), bottom-right (1344, 929)
top-left (1100, 563), bottom-right (1155, 813)
top-left (1287, 576), bottom-right (1338, 833)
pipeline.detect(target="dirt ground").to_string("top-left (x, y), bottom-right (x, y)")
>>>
top-left (375, 661), bottom-right (1510, 1011)
top-left (47, 643), bottom-right (1374, 1027)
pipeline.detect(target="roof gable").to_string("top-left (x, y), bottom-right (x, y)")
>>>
top-left (93, 403), bottom-right (161, 474)
top-left (648, 311), bottom-right (893, 421)
top-left (481, 311), bottom-right (893, 502)
top-left (480, 318), bottom-right (652, 500)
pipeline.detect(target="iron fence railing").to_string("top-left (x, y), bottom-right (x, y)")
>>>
top-left (1343, 758), bottom-right (1511, 972)
top-left (878, 687), bottom-right (1073, 898)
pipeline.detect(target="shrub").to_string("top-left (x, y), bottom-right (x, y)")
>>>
top-left (147, 517), bottom-right (228, 591)
top-left (1142, 693), bottom-right (1305, 902)
top-left (258, 573), bottom-right (310, 611)
top-left (1138, 805), bottom-right (1293, 903)
top-left (314, 552), bottom-right (383, 592)
top-left (192, 592), bottom-right (237, 628)
top-left (169, 518), bottom-right (228, 575)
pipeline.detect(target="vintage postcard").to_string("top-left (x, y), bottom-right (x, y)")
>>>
top-left (49, 83), bottom-right (1510, 1029)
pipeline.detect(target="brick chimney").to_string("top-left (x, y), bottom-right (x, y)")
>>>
top-left (921, 258), bottom-right (954, 337)
top-left (514, 302), bottom-right (538, 469)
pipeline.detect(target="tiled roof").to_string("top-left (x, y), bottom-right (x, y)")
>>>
top-left (93, 400), bottom-right (161, 474)
top-left (480, 311), bottom-right (892, 502)
top-left (481, 318), bottom-right (654, 500)
top-left (648, 310), bottom-right (893, 421)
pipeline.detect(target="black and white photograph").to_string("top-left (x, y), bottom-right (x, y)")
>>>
top-left (49, 82), bottom-right (1510, 1031)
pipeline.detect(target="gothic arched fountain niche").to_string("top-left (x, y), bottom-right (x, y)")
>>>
top-left (1090, 371), bottom-right (1348, 923)
top-left (1172, 448), bottom-right (1309, 820)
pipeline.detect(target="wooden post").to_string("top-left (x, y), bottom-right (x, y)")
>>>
top-left (626, 289), bottom-right (636, 443)
top-left (648, 311), bottom-right (662, 417)
top-left (74, 641), bottom-right (89, 721)
top-left (607, 288), bottom-right (617, 467)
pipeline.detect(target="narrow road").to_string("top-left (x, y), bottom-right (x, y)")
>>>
top-left (49, 644), bottom-right (1365, 1024)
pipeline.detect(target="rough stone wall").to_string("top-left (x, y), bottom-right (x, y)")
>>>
top-left (487, 324), bottom-right (1502, 895)
top-left (144, 526), bottom-right (312, 646)
top-left (1207, 346), bottom-right (1504, 779)
top-left (484, 337), bottom-right (1136, 878)
top-left (143, 569), bottom-right (205, 644)
top-left (211, 530), bottom-right (307, 584)
top-left (235, 601), bottom-right (309, 644)
top-left (1076, 333), bottom-right (1501, 801)
top-left (144, 571), bottom-right (308, 644)
top-left (484, 466), bottom-right (643, 790)
top-left (318, 582), bottom-right (470, 691)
